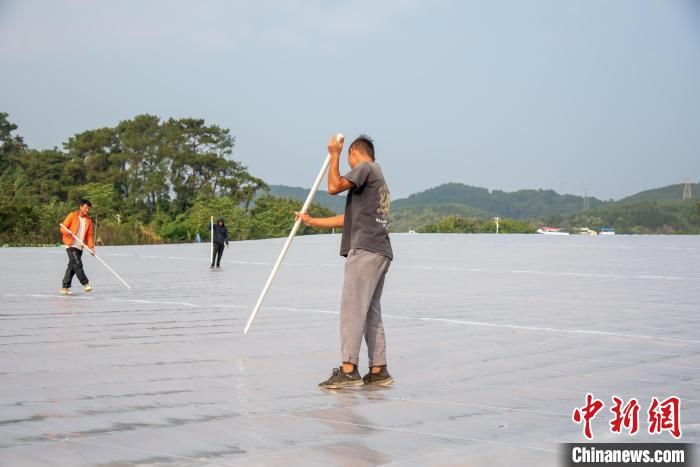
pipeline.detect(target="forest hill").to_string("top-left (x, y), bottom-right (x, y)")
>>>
top-left (0, 112), bottom-right (334, 245)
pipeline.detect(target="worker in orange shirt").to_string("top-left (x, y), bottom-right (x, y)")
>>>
top-left (59, 199), bottom-right (95, 295)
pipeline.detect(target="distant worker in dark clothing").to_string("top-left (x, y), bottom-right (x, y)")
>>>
top-left (211, 217), bottom-right (229, 268)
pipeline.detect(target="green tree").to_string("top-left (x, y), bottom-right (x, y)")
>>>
top-left (160, 195), bottom-right (251, 242)
top-left (9, 149), bottom-right (69, 202)
top-left (163, 118), bottom-right (267, 213)
top-left (116, 115), bottom-right (168, 218)
top-left (249, 195), bottom-right (336, 239)
top-left (0, 112), bottom-right (26, 173)
top-left (64, 126), bottom-right (121, 192)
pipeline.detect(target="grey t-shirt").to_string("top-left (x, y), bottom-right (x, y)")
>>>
top-left (340, 161), bottom-right (393, 260)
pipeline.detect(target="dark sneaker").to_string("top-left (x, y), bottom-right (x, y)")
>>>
top-left (318, 366), bottom-right (364, 389)
top-left (363, 366), bottom-right (394, 386)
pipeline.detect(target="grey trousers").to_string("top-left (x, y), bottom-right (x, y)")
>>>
top-left (340, 248), bottom-right (391, 367)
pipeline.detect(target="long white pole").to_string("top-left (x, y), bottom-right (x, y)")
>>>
top-left (210, 216), bottom-right (214, 265)
top-left (244, 133), bottom-right (343, 334)
top-left (60, 223), bottom-right (131, 289)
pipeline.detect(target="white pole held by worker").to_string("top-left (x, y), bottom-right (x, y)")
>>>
top-left (59, 223), bottom-right (131, 289)
top-left (244, 133), bottom-right (344, 334)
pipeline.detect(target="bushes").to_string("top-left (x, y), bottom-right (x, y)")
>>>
top-left (95, 221), bottom-right (163, 245)
top-left (0, 194), bottom-right (337, 246)
top-left (249, 195), bottom-right (335, 239)
top-left (418, 215), bottom-right (535, 234)
top-left (0, 199), bottom-right (71, 245)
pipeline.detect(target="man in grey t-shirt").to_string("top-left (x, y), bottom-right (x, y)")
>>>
top-left (296, 134), bottom-right (394, 389)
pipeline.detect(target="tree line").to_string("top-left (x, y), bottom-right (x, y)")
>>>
top-left (545, 199), bottom-right (700, 235)
top-left (0, 112), bottom-right (334, 245)
top-left (418, 216), bottom-right (535, 234)
top-left (2, 110), bottom-right (697, 243)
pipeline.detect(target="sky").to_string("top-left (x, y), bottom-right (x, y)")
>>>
top-left (1, 0), bottom-right (699, 201)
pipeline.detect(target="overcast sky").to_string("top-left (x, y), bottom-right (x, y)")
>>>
top-left (1, 0), bottom-right (699, 200)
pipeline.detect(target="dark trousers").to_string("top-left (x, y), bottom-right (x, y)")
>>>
top-left (212, 243), bottom-right (225, 267)
top-left (62, 247), bottom-right (89, 288)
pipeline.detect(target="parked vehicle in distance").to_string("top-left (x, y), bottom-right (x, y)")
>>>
top-left (536, 226), bottom-right (570, 236)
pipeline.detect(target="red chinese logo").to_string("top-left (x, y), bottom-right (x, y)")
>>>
top-left (609, 396), bottom-right (640, 435)
top-left (648, 396), bottom-right (681, 439)
top-left (573, 394), bottom-right (682, 439)
top-left (572, 393), bottom-right (604, 439)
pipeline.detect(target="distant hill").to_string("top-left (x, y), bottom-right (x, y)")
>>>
top-left (551, 198), bottom-right (700, 234)
top-left (614, 183), bottom-right (700, 205)
top-left (265, 184), bottom-right (489, 231)
top-left (267, 182), bottom-right (608, 232)
top-left (393, 183), bottom-right (607, 219)
top-left (264, 185), bottom-right (346, 214)
top-left (264, 181), bottom-right (700, 234)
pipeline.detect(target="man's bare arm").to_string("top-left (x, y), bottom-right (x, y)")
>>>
top-left (326, 135), bottom-right (354, 195)
top-left (296, 212), bottom-right (344, 229)
top-left (328, 159), bottom-right (355, 195)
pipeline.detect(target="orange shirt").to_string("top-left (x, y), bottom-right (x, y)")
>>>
top-left (60, 211), bottom-right (94, 249)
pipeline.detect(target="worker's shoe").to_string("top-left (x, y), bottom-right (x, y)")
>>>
top-left (318, 366), bottom-right (363, 389)
top-left (362, 366), bottom-right (394, 386)
top-left (60, 288), bottom-right (72, 295)
top-left (83, 284), bottom-right (93, 292)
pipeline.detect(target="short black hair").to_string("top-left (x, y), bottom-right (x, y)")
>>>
top-left (349, 135), bottom-right (375, 160)
top-left (80, 199), bottom-right (92, 207)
